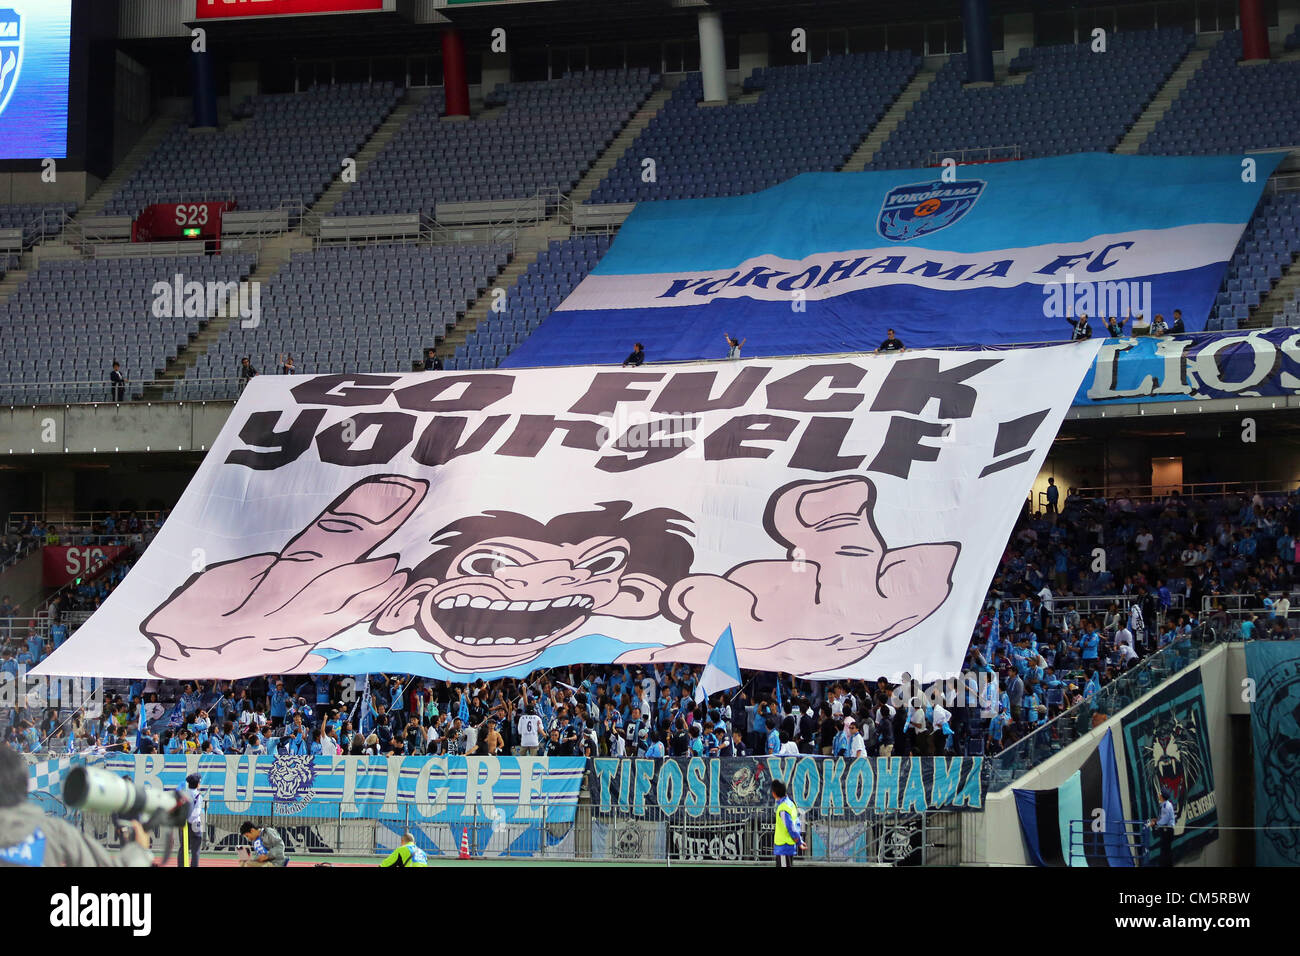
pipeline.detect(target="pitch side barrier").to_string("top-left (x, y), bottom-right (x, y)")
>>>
top-left (25, 753), bottom-right (979, 864)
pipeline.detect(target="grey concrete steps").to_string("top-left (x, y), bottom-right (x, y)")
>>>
top-left (1115, 47), bottom-right (1210, 154)
top-left (840, 68), bottom-right (939, 172)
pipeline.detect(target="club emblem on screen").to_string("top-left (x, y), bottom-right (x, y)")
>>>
top-left (877, 178), bottom-right (985, 242)
top-left (0, 9), bottom-right (22, 118)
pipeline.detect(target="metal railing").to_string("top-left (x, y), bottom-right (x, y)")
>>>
top-left (1067, 818), bottom-right (1146, 866)
top-left (1201, 591), bottom-right (1298, 614)
top-left (1070, 479), bottom-right (1300, 505)
top-left (5, 511), bottom-right (167, 535)
top-left (1041, 594), bottom-right (1185, 626)
top-left (0, 376), bottom-right (244, 406)
top-left (927, 145), bottom-right (1022, 165)
top-left (16, 206), bottom-right (75, 251)
top-left (987, 624), bottom-right (1222, 791)
top-left (68, 800), bottom-right (954, 865)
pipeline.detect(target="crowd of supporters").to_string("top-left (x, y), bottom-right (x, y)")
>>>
top-left (1, 490), bottom-right (1296, 759)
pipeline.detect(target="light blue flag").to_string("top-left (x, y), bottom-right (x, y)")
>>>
top-left (985, 603), bottom-right (1000, 663)
top-left (695, 626), bottom-right (742, 704)
top-left (457, 692), bottom-right (470, 725)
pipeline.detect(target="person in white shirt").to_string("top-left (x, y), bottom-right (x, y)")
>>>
top-left (847, 720), bottom-right (867, 758)
top-left (1116, 643), bottom-right (1139, 666)
top-left (1128, 603), bottom-right (1144, 641)
top-left (1114, 625), bottom-right (1134, 650)
top-left (1037, 585), bottom-right (1054, 611)
top-left (180, 773), bottom-right (204, 868)
top-left (517, 707), bottom-right (543, 755)
top-left (1275, 595), bottom-right (1291, 619)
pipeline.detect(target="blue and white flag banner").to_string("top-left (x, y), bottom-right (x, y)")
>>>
top-left (505, 154), bottom-right (1281, 367)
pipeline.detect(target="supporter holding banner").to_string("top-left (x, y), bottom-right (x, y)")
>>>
top-left (36, 346), bottom-right (1099, 683)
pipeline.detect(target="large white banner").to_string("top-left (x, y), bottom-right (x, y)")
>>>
top-left (35, 345), bottom-right (1101, 683)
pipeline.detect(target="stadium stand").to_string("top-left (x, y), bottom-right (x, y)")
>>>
top-left (869, 29), bottom-right (1192, 169)
top-left (102, 83), bottom-right (403, 217)
top-left (1207, 189), bottom-right (1300, 330)
top-left (335, 70), bottom-right (657, 216)
top-left (4, 487), bottom-right (1291, 760)
top-left (445, 233), bottom-right (612, 370)
top-left (586, 52), bottom-right (919, 203)
top-left (0, 202), bottom-right (79, 245)
top-left (189, 241), bottom-right (511, 390)
top-left (0, 253), bottom-right (258, 403)
top-left (1140, 30), bottom-right (1300, 156)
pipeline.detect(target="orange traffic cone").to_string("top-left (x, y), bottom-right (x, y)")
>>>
top-left (459, 829), bottom-right (470, 860)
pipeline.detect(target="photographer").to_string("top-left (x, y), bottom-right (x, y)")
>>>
top-left (0, 743), bottom-right (152, 867)
top-left (238, 821), bottom-right (286, 867)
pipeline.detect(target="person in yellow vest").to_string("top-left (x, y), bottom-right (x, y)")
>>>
top-left (771, 779), bottom-right (804, 868)
top-left (379, 832), bottom-right (428, 867)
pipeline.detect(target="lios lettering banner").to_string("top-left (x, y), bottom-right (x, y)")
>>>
top-left (36, 348), bottom-right (1097, 682)
top-left (41, 545), bottom-right (128, 588)
top-left (504, 154), bottom-right (1280, 367)
top-left (1078, 329), bottom-right (1300, 405)
top-left (589, 756), bottom-right (985, 815)
top-left (28, 754), bottom-right (585, 823)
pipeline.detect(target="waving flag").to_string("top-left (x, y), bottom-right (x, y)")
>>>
top-left (1014, 729), bottom-right (1131, 867)
top-left (984, 603), bottom-right (1000, 663)
top-left (694, 626), bottom-right (742, 704)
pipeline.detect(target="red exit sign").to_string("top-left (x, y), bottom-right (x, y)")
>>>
top-left (196, 0), bottom-right (386, 19)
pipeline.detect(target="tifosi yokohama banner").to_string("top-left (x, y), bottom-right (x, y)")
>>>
top-left (36, 347), bottom-right (1099, 682)
top-left (504, 154), bottom-right (1280, 367)
top-left (589, 755), bottom-right (985, 815)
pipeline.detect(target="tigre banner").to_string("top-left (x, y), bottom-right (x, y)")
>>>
top-left (36, 347), bottom-right (1098, 682)
top-left (28, 754), bottom-right (586, 822)
top-left (589, 755), bottom-right (985, 815)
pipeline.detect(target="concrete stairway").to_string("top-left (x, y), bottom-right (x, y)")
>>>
top-left (1114, 47), bottom-right (1210, 154)
top-left (0, 268), bottom-right (29, 310)
top-left (143, 232), bottom-right (311, 398)
top-left (437, 225), bottom-right (565, 358)
top-left (434, 84), bottom-right (675, 358)
top-left (1249, 252), bottom-right (1300, 328)
top-left (71, 104), bottom-right (188, 222)
top-left (566, 87), bottom-right (673, 206)
top-left (307, 89), bottom-right (428, 221)
top-left (840, 68), bottom-right (939, 172)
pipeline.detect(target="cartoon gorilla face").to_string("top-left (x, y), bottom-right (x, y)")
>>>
top-left (374, 503), bottom-right (694, 670)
